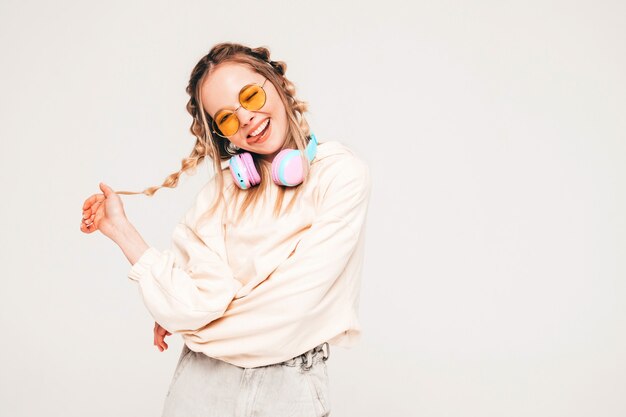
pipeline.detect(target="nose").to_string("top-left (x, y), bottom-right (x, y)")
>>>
top-left (237, 107), bottom-right (264, 134)
top-left (236, 107), bottom-right (255, 128)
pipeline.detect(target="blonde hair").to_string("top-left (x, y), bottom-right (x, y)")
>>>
top-left (116, 42), bottom-right (313, 224)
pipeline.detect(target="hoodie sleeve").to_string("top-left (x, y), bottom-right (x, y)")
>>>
top-left (127, 175), bottom-right (242, 334)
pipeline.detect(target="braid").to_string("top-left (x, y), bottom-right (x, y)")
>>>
top-left (268, 60), bottom-right (286, 75)
top-left (242, 45), bottom-right (286, 76)
top-left (115, 42), bottom-right (304, 213)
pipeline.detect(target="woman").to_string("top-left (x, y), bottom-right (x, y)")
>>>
top-left (80, 43), bottom-right (372, 417)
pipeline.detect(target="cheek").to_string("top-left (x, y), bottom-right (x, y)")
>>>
top-left (267, 94), bottom-right (286, 120)
top-left (271, 104), bottom-right (288, 126)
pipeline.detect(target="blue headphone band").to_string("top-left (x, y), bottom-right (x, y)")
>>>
top-left (305, 132), bottom-right (318, 161)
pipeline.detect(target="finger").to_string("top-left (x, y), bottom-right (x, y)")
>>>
top-left (80, 220), bottom-right (97, 234)
top-left (82, 194), bottom-right (98, 211)
top-left (81, 212), bottom-right (97, 226)
top-left (88, 198), bottom-right (103, 211)
top-left (99, 182), bottom-right (116, 197)
top-left (157, 337), bottom-right (165, 351)
top-left (80, 218), bottom-right (96, 231)
top-left (83, 200), bottom-right (103, 219)
top-left (83, 200), bottom-right (104, 218)
top-left (166, 331), bottom-right (171, 336)
top-left (82, 193), bottom-right (105, 211)
top-left (82, 201), bottom-right (103, 222)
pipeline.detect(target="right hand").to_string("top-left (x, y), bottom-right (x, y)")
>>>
top-left (80, 182), bottom-right (129, 240)
top-left (154, 322), bottom-right (172, 352)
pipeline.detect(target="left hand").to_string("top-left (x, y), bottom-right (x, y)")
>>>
top-left (154, 322), bottom-right (172, 352)
top-left (80, 182), bottom-right (129, 239)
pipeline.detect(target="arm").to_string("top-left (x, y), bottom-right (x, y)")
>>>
top-left (123, 177), bottom-right (242, 334)
top-left (112, 221), bottom-right (150, 266)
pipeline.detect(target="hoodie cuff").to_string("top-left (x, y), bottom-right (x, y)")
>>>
top-left (128, 247), bottom-right (162, 282)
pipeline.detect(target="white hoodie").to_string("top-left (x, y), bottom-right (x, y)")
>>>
top-left (127, 139), bottom-right (372, 368)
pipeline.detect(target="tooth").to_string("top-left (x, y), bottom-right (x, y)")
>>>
top-left (251, 119), bottom-right (268, 137)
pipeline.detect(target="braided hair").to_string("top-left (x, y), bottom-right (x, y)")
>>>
top-left (116, 42), bottom-right (313, 225)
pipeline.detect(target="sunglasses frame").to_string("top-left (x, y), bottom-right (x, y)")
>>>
top-left (211, 78), bottom-right (268, 138)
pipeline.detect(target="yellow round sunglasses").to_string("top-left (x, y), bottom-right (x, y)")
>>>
top-left (211, 78), bottom-right (268, 138)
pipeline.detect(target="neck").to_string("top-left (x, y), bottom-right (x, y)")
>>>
top-left (258, 150), bottom-right (280, 162)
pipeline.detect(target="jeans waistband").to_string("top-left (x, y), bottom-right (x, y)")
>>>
top-left (279, 342), bottom-right (330, 370)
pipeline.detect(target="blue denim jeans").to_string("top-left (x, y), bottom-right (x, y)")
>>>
top-left (161, 342), bottom-right (331, 417)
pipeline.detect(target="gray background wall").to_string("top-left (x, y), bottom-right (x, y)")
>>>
top-left (1, 0), bottom-right (625, 416)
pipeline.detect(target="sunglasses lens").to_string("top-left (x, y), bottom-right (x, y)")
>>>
top-left (214, 110), bottom-right (239, 136)
top-left (240, 84), bottom-right (266, 111)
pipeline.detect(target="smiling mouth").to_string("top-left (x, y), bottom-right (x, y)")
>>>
top-left (247, 119), bottom-right (271, 143)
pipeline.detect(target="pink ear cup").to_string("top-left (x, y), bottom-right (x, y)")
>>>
top-left (271, 149), bottom-right (305, 186)
top-left (230, 152), bottom-right (261, 188)
top-left (240, 153), bottom-right (261, 186)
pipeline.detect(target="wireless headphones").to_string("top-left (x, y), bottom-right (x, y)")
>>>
top-left (228, 132), bottom-right (318, 189)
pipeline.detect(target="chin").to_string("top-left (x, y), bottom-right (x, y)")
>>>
top-left (262, 127), bottom-right (287, 148)
top-left (255, 133), bottom-right (287, 161)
